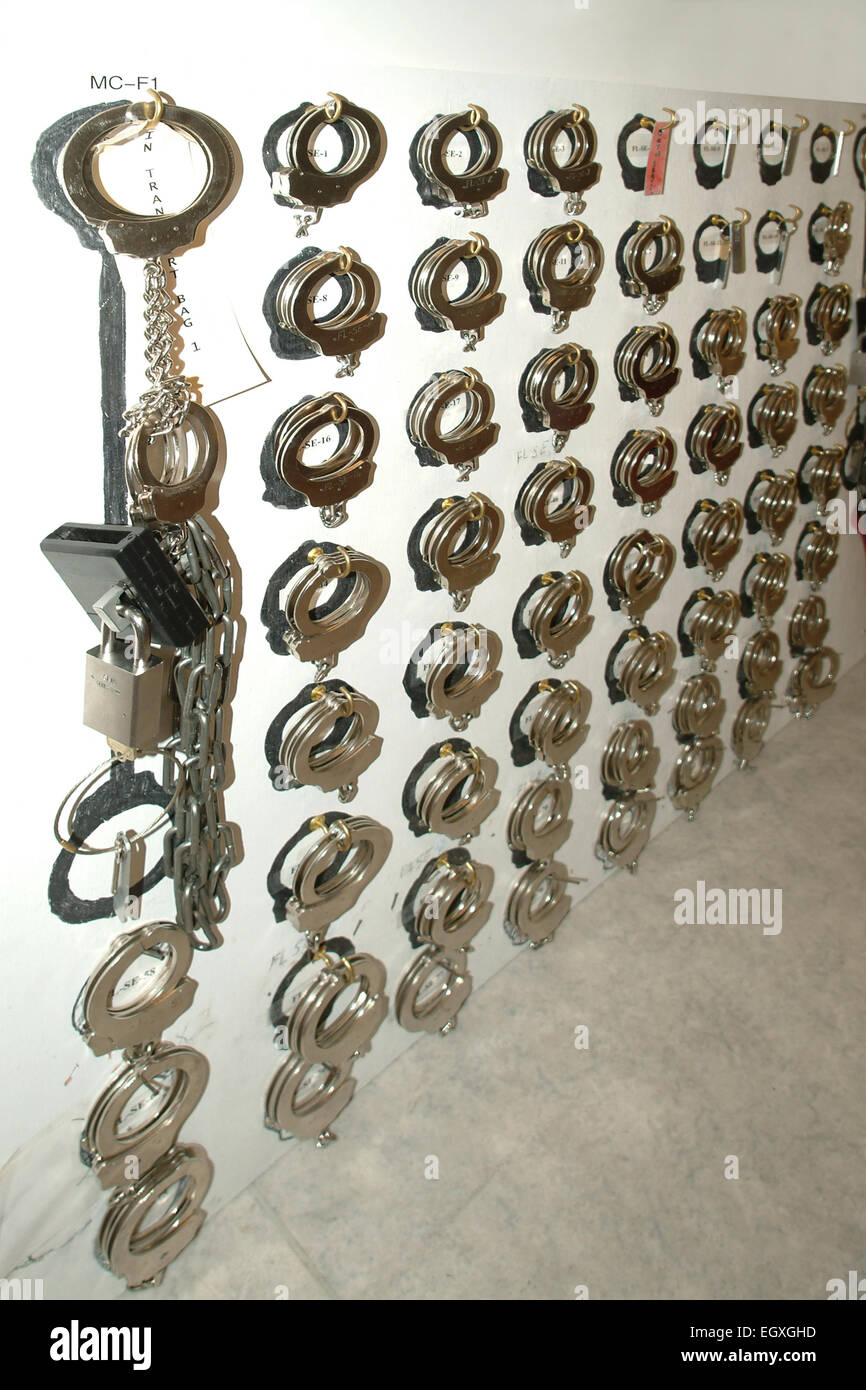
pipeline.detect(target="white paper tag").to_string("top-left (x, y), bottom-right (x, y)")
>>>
top-left (813, 134), bottom-right (834, 164)
top-left (627, 127), bottom-right (652, 169)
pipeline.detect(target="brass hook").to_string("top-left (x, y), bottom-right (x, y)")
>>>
top-left (467, 491), bottom-right (485, 520)
top-left (338, 685), bottom-right (355, 717)
top-left (791, 114), bottom-right (810, 133)
top-left (733, 207), bottom-right (751, 225)
top-left (786, 204), bottom-right (803, 227)
top-left (565, 221), bottom-right (585, 244)
top-left (324, 92), bottom-right (344, 123)
top-left (467, 231), bottom-right (488, 256)
top-left (330, 392), bottom-right (350, 424)
top-left (840, 119), bottom-right (856, 135)
top-left (659, 107), bottom-right (680, 131)
top-left (335, 245), bottom-right (354, 274)
top-left (639, 117), bottom-right (656, 131)
top-left (570, 104), bottom-right (589, 125)
top-left (142, 89), bottom-right (165, 133)
top-left (466, 104), bottom-right (485, 128)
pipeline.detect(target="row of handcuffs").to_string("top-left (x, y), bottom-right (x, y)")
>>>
top-left (265, 96), bottom-right (599, 232)
top-left (43, 94), bottom-right (242, 1289)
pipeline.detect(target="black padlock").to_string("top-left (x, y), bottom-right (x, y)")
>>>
top-left (41, 522), bottom-right (208, 647)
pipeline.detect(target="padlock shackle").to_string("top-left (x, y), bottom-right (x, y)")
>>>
top-left (116, 604), bottom-right (152, 672)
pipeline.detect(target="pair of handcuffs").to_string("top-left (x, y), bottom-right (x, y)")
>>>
top-left (738, 627), bottom-right (782, 698)
top-left (264, 92), bottom-right (386, 235)
top-left (274, 682), bottom-right (383, 802)
top-left (523, 221), bottom-right (604, 332)
top-left (607, 626), bottom-right (677, 714)
top-left (513, 569), bottom-right (594, 668)
top-left (694, 307), bottom-right (747, 392)
top-left (515, 678), bottom-right (591, 778)
top-left (803, 365), bottom-right (848, 434)
top-left (671, 666), bottom-right (724, 808)
top-left (414, 492), bottom-right (504, 611)
top-left (396, 850), bottom-right (494, 1033)
top-left (409, 233), bottom-right (505, 350)
top-left (524, 103), bottom-right (600, 215)
top-left (611, 429), bottom-right (677, 515)
top-left (520, 343), bottom-right (597, 449)
top-left (411, 105), bottom-right (507, 217)
top-left (741, 551), bottom-right (792, 626)
top-left (405, 621), bottom-right (502, 731)
top-left (406, 741), bottom-right (501, 843)
top-left (680, 588), bottom-right (740, 671)
top-left (267, 391), bottom-right (378, 526)
top-left (754, 293), bottom-right (801, 374)
top-left (786, 595), bottom-right (837, 719)
top-left (750, 383), bottom-right (799, 456)
top-left (597, 712), bottom-right (660, 872)
top-left (266, 244), bottom-right (386, 376)
top-left (272, 813), bottom-right (393, 936)
top-left (617, 216), bottom-right (684, 313)
top-left (605, 530), bottom-right (676, 621)
top-left (407, 367), bottom-right (499, 481)
top-left (744, 469), bottom-right (798, 546)
top-left (806, 281), bottom-right (852, 355)
top-left (673, 673), bottom-right (726, 741)
top-left (614, 324), bottom-right (680, 416)
top-left (796, 521), bottom-right (839, 588)
top-left (515, 456), bottom-right (595, 555)
top-left (800, 445), bottom-right (844, 514)
top-left (686, 403), bottom-right (743, 485)
top-left (278, 542), bottom-right (391, 677)
top-left (683, 497), bottom-right (745, 578)
top-left (601, 718), bottom-right (660, 793)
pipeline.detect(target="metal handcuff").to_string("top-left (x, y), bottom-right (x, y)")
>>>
top-left (265, 92), bottom-right (386, 235)
top-left (745, 468), bottom-right (798, 546)
top-left (418, 492), bottom-right (504, 610)
top-left (803, 366), bottom-right (848, 435)
top-left (668, 735), bottom-right (724, 818)
top-left (807, 282), bottom-right (852, 355)
top-left (522, 679), bottom-right (591, 775)
top-left (407, 367), bottom-right (499, 481)
top-left (124, 400), bottom-right (220, 524)
top-left (692, 208), bottom-right (750, 285)
top-left (739, 628), bottom-right (782, 696)
top-left (73, 920), bottom-right (198, 1057)
top-left (600, 719), bottom-right (660, 792)
top-left (406, 852), bottom-right (494, 951)
top-left (524, 221), bottom-right (604, 332)
top-left (395, 947), bottom-right (473, 1034)
top-left (412, 743), bottom-right (501, 842)
top-left (278, 814), bottom-right (393, 935)
top-left (521, 569), bottom-right (594, 668)
top-left (687, 402), bottom-right (743, 485)
top-left (516, 457), bottom-right (596, 555)
top-left (819, 200), bottom-right (852, 275)
top-left (417, 622), bottom-right (502, 729)
top-left (507, 776), bottom-right (574, 860)
top-left (731, 695), bottom-right (773, 769)
top-left (673, 673), bottom-right (726, 740)
top-left (412, 104), bottom-right (507, 217)
top-left (271, 392), bottom-right (378, 526)
top-left (789, 594), bottom-right (829, 653)
top-left (611, 429), bottom-right (677, 515)
top-left (504, 860), bottom-right (573, 948)
top-left (754, 294), bottom-right (801, 374)
top-left (277, 684), bottom-right (382, 802)
top-left (800, 445), bottom-right (845, 514)
top-left (272, 245), bottom-right (386, 375)
top-left (409, 233), bottom-right (505, 350)
top-left (524, 103), bottom-right (601, 215)
top-left (614, 323), bottom-right (680, 416)
top-left (796, 521), bottom-right (839, 587)
top-left (741, 551), bottom-right (791, 626)
top-left (758, 115), bottom-right (809, 183)
top-left (682, 588), bottom-right (740, 671)
top-left (265, 947), bottom-right (389, 1143)
top-left (787, 647), bottom-right (840, 717)
top-left (282, 543), bottom-right (390, 676)
top-left (695, 307), bottom-right (747, 392)
top-left (81, 1042), bottom-right (209, 1190)
top-left (611, 628), bottom-right (677, 713)
top-left (605, 530), bottom-right (676, 621)
top-left (618, 216), bottom-right (684, 313)
top-left (96, 1143), bottom-right (212, 1290)
top-left (596, 793), bottom-right (656, 872)
top-left (685, 497), bottom-right (745, 578)
top-left (751, 383), bottom-right (799, 455)
top-left (521, 343), bottom-right (597, 449)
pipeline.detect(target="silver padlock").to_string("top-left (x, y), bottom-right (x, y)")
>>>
top-left (84, 608), bottom-right (172, 758)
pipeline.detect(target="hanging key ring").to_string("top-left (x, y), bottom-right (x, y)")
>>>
top-left (54, 750), bottom-right (185, 855)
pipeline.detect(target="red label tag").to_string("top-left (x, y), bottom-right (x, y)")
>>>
top-left (644, 122), bottom-right (672, 195)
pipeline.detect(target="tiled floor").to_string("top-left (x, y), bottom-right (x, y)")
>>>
top-left (126, 658), bottom-right (866, 1301)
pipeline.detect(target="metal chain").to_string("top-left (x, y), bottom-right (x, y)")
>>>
top-left (160, 517), bottom-right (237, 950)
top-left (121, 258), bottom-right (192, 440)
